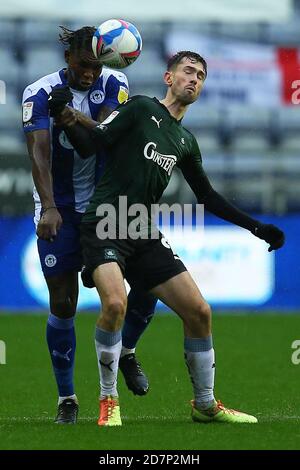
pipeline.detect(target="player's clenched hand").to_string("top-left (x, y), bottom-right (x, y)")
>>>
top-left (252, 224), bottom-right (285, 252)
top-left (54, 106), bottom-right (78, 127)
top-left (36, 207), bottom-right (63, 241)
top-left (48, 86), bottom-right (73, 117)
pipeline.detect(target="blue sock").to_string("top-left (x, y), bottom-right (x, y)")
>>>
top-left (122, 289), bottom-right (157, 349)
top-left (46, 313), bottom-right (76, 397)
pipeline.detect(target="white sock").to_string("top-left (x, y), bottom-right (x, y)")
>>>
top-left (58, 394), bottom-right (78, 405)
top-left (120, 346), bottom-right (136, 358)
top-left (95, 328), bottom-right (122, 399)
top-left (185, 348), bottom-right (216, 409)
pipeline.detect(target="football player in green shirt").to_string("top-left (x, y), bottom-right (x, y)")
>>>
top-left (51, 51), bottom-right (284, 426)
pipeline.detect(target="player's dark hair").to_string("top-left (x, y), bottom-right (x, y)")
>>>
top-left (167, 51), bottom-right (207, 77)
top-left (59, 25), bottom-right (96, 53)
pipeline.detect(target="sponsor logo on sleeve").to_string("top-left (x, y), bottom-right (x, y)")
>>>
top-left (101, 110), bottom-right (119, 125)
top-left (23, 102), bottom-right (34, 122)
top-left (117, 86), bottom-right (129, 104)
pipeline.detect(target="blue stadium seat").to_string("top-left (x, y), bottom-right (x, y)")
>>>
top-left (22, 20), bottom-right (62, 45)
top-left (0, 19), bottom-right (16, 44)
top-left (24, 47), bottom-right (64, 85)
top-left (0, 90), bottom-right (21, 131)
top-left (225, 106), bottom-right (271, 132)
top-left (278, 134), bottom-right (300, 153)
top-left (277, 107), bottom-right (300, 133)
top-left (0, 132), bottom-right (24, 153)
top-left (125, 48), bottom-right (166, 84)
top-left (183, 104), bottom-right (220, 130)
top-left (0, 50), bottom-right (20, 86)
top-left (230, 133), bottom-right (271, 153)
top-left (194, 131), bottom-right (222, 154)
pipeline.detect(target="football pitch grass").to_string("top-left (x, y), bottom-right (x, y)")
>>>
top-left (0, 312), bottom-right (300, 450)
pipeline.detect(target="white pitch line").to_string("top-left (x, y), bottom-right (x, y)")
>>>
top-left (0, 415), bottom-right (300, 424)
top-left (0, 415), bottom-right (176, 423)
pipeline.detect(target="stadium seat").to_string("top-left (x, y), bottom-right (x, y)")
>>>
top-left (0, 50), bottom-right (20, 86)
top-left (278, 135), bottom-right (300, 153)
top-left (0, 19), bottom-right (16, 45)
top-left (0, 90), bottom-right (21, 131)
top-left (194, 132), bottom-right (222, 154)
top-left (22, 20), bottom-right (63, 45)
top-left (129, 83), bottom-right (165, 99)
top-left (183, 105), bottom-right (220, 130)
top-left (125, 48), bottom-right (166, 84)
top-left (0, 132), bottom-right (24, 154)
top-left (24, 47), bottom-right (64, 85)
top-left (218, 22), bottom-right (262, 41)
top-left (230, 133), bottom-right (271, 153)
top-left (267, 20), bottom-right (300, 44)
top-left (231, 153), bottom-right (273, 172)
top-left (276, 107), bottom-right (300, 133)
top-left (225, 106), bottom-right (271, 132)
top-left (201, 154), bottom-right (226, 173)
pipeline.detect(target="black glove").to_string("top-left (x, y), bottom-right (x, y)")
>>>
top-left (48, 86), bottom-right (73, 117)
top-left (252, 224), bottom-right (285, 252)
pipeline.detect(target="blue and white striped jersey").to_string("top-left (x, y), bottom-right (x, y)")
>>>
top-left (22, 68), bottom-right (129, 212)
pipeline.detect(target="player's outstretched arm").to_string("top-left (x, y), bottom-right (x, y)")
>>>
top-left (180, 155), bottom-right (285, 252)
top-left (48, 87), bottom-right (99, 158)
top-left (26, 129), bottom-right (62, 240)
top-left (55, 107), bottom-right (99, 158)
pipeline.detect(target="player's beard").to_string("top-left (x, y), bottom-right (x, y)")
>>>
top-left (180, 90), bottom-right (198, 105)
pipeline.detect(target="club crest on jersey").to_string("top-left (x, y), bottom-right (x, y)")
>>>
top-left (117, 86), bottom-right (129, 104)
top-left (90, 90), bottom-right (105, 104)
top-left (23, 102), bottom-right (33, 122)
top-left (144, 142), bottom-right (177, 176)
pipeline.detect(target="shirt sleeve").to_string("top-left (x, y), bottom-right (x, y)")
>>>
top-left (178, 136), bottom-right (214, 201)
top-left (179, 135), bottom-right (260, 231)
top-left (91, 96), bottom-right (138, 148)
top-left (22, 86), bottom-right (50, 133)
top-left (101, 71), bottom-right (129, 109)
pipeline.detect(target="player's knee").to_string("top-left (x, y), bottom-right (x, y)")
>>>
top-left (198, 301), bottom-right (211, 324)
top-left (103, 297), bottom-right (127, 324)
top-left (189, 301), bottom-right (211, 326)
top-left (50, 296), bottom-right (76, 317)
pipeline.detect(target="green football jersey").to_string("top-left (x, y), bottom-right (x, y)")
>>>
top-left (83, 95), bottom-right (206, 225)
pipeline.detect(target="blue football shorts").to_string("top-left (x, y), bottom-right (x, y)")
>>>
top-left (35, 206), bottom-right (83, 278)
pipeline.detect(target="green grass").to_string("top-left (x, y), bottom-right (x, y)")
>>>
top-left (0, 312), bottom-right (300, 450)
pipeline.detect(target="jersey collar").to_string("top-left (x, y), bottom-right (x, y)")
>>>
top-left (59, 69), bottom-right (68, 86)
top-left (153, 97), bottom-right (183, 124)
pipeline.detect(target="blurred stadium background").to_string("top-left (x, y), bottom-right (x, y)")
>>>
top-left (0, 0), bottom-right (299, 312)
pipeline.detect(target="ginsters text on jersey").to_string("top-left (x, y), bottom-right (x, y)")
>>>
top-left (144, 142), bottom-right (177, 176)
